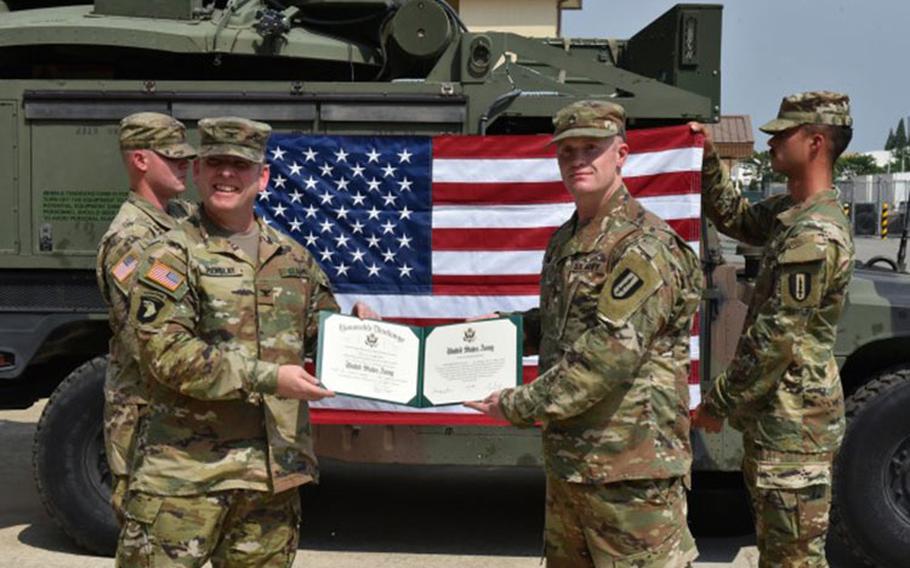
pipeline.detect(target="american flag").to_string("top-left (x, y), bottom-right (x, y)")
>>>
top-left (256, 126), bottom-right (703, 425)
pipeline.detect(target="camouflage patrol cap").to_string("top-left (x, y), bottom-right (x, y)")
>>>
top-left (198, 116), bottom-right (272, 162)
top-left (551, 100), bottom-right (626, 144)
top-left (759, 91), bottom-right (853, 134)
top-left (119, 112), bottom-right (197, 159)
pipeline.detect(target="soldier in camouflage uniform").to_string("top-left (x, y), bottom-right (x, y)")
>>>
top-left (467, 101), bottom-right (704, 567)
top-left (691, 92), bottom-right (856, 567)
top-left (96, 112), bottom-right (197, 517)
top-left (118, 117), bottom-right (376, 567)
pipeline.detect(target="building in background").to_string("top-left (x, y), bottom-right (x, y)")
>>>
top-left (706, 115), bottom-right (755, 190)
top-left (450, 0), bottom-right (581, 37)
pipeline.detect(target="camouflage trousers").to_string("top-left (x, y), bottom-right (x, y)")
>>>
top-left (544, 474), bottom-right (697, 568)
top-left (116, 488), bottom-right (301, 568)
top-left (742, 439), bottom-right (834, 568)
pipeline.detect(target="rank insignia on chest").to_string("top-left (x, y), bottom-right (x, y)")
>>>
top-left (611, 268), bottom-right (644, 300)
top-left (136, 295), bottom-right (165, 323)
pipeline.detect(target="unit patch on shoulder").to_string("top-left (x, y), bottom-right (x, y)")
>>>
top-left (136, 294), bottom-right (165, 324)
top-left (145, 260), bottom-right (185, 292)
top-left (598, 252), bottom-right (662, 326)
top-left (111, 252), bottom-right (139, 283)
top-left (611, 268), bottom-right (644, 300)
top-left (780, 265), bottom-right (823, 307)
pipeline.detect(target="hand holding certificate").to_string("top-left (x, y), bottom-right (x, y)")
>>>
top-left (316, 311), bottom-right (523, 407)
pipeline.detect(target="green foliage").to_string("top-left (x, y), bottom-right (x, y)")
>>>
top-left (835, 153), bottom-right (883, 179)
top-left (750, 150), bottom-right (785, 184)
top-left (886, 128), bottom-right (896, 151)
top-left (896, 119), bottom-right (908, 150)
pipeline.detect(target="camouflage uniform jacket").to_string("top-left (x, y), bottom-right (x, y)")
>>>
top-left (700, 149), bottom-right (855, 454)
top-left (128, 212), bottom-right (338, 496)
top-left (499, 185), bottom-right (703, 484)
top-left (95, 193), bottom-right (194, 477)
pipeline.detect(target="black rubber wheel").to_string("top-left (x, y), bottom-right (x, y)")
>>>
top-left (865, 256), bottom-right (899, 272)
top-left (832, 368), bottom-right (910, 567)
top-left (32, 356), bottom-right (118, 556)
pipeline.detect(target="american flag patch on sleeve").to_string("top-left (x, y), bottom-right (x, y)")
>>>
top-left (146, 260), bottom-right (184, 292)
top-left (111, 253), bottom-right (139, 283)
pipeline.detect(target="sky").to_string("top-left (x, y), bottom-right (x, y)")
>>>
top-left (562, 0), bottom-right (909, 152)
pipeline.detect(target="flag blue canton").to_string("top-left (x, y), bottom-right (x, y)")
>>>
top-left (256, 134), bottom-right (432, 295)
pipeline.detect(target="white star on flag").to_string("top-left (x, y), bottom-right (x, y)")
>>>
top-left (289, 162), bottom-right (303, 176)
top-left (303, 147), bottom-right (318, 162)
top-left (270, 147), bottom-right (286, 161)
top-left (273, 175), bottom-right (287, 189)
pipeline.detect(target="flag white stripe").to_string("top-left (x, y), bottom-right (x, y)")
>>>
top-left (432, 203), bottom-right (575, 229)
top-left (336, 294), bottom-right (538, 317)
top-left (338, 295), bottom-right (700, 352)
top-left (689, 384), bottom-right (701, 409)
top-left (432, 194), bottom-right (699, 229)
top-left (624, 147), bottom-right (705, 177)
top-left (337, 294), bottom-right (704, 321)
top-left (432, 250), bottom-right (544, 275)
top-left (432, 147), bottom-right (702, 183)
top-left (431, 243), bottom-right (699, 274)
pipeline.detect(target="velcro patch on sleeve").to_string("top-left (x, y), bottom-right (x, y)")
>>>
top-left (135, 292), bottom-right (166, 324)
top-left (597, 252), bottom-right (662, 326)
top-left (111, 252), bottom-right (140, 283)
top-left (780, 264), bottom-right (824, 307)
top-left (145, 260), bottom-right (184, 292)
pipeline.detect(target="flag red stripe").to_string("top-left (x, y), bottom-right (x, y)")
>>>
top-left (431, 126), bottom-right (703, 159)
top-left (433, 227), bottom-right (558, 251)
top-left (432, 181), bottom-right (571, 205)
top-left (434, 135), bottom-right (553, 158)
top-left (625, 171), bottom-right (701, 197)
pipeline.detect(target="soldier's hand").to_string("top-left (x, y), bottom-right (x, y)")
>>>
top-left (464, 390), bottom-right (506, 421)
top-left (277, 365), bottom-right (336, 401)
top-left (466, 312), bottom-right (499, 322)
top-left (688, 122), bottom-right (716, 154)
top-left (692, 404), bottom-right (724, 433)
top-left (351, 301), bottom-right (381, 320)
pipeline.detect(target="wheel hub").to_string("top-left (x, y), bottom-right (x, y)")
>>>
top-left (887, 436), bottom-right (910, 524)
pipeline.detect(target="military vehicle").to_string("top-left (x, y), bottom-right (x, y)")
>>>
top-left (0, 0), bottom-right (906, 565)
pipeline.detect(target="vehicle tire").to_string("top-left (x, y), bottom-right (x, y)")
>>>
top-left (832, 367), bottom-right (910, 567)
top-left (32, 356), bottom-right (118, 556)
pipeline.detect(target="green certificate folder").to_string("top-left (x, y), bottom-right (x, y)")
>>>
top-left (316, 311), bottom-right (523, 407)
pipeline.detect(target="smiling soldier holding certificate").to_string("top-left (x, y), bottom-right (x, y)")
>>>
top-left (466, 101), bottom-right (704, 567)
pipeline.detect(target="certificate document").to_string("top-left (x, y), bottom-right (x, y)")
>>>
top-left (316, 312), bottom-right (523, 407)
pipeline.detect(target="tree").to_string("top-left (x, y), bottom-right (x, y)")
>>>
top-left (896, 119), bottom-right (907, 150)
top-left (749, 150), bottom-right (785, 189)
top-left (835, 153), bottom-right (883, 179)
top-left (894, 118), bottom-right (909, 172)
top-left (886, 128), bottom-right (896, 151)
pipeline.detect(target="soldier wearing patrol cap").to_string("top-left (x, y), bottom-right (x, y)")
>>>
top-left (691, 92), bottom-right (856, 566)
top-left (467, 100), bottom-right (704, 567)
top-left (117, 117), bottom-right (377, 566)
top-left (96, 111), bottom-right (197, 519)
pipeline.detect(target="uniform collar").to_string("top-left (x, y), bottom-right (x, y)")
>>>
top-left (559, 184), bottom-right (638, 258)
top-left (126, 192), bottom-right (178, 231)
top-left (197, 209), bottom-right (284, 268)
top-left (776, 187), bottom-right (839, 226)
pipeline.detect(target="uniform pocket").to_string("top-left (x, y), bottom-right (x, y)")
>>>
top-left (123, 492), bottom-right (164, 524)
top-left (754, 461), bottom-right (831, 490)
